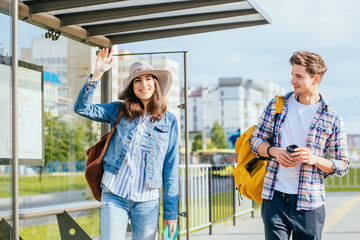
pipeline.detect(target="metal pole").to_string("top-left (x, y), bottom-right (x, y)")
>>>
top-left (101, 68), bottom-right (112, 135)
top-left (183, 52), bottom-right (190, 240)
top-left (11, 0), bottom-right (19, 239)
top-left (208, 167), bottom-right (212, 235)
top-left (201, 87), bottom-right (206, 150)
top-left (232, 167), bottom-right (236, 226)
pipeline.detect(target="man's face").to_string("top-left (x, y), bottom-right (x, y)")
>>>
top-left (291, 64), bottom-right (319, 95)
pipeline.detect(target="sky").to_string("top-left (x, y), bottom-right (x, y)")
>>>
top-left (118, 0), bottom-right (360, 134)
top-left (1, 0), bottom-right (359, 134)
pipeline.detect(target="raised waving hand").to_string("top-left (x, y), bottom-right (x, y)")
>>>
top-left (91, 48), bottom-right (114, 81)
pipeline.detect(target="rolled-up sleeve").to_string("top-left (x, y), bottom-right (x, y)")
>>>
top-left (321, 117), bottom-right (350, 178)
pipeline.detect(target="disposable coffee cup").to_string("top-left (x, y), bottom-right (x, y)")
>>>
top-left (286, 144), bottom-right (299, 167)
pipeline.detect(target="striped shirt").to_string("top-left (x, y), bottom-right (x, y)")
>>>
top-left (251, 92), bottom-right (349, 210)
top-left (102, 113), bottom-right (160, 202)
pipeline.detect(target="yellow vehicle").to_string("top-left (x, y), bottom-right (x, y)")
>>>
top-left (196, 149), bottom-right (237, 177)
top-left (197, 149), bottom-right (237, 165)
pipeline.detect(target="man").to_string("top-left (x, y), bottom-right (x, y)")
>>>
top-left (250, 51), bottom-right (349, 240)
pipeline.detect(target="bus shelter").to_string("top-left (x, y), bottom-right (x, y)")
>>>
top-left (0, 0), bottom-right (270, 239)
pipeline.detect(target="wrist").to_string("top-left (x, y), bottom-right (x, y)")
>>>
top-left (312, 154), bottom-right (320, 166)
top-left (267, 145), bottom-right (276, 158)
top-left (91, 72), bottom-right (103, 81)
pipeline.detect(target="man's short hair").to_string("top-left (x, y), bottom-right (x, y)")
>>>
top-left (289, 51), bottom-right (327, 79)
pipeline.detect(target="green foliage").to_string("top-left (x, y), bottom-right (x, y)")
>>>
top-left (43, 112), bottom-right (90, 174)
top-left (0, 174), bottom-right (88, 197)
top-left (85, 118), bottom-right (100, 146)
top-left (73, 121), bottom-right (88, 162)
top-left (210, 121), bottom-right (229, 149)
top-left (192, 122), bottom-right (229, 151)
top-left (192, 133), bottom-right (203, 151)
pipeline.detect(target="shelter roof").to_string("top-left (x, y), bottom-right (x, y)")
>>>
top-left (0, 0), bottom-right (270, 47)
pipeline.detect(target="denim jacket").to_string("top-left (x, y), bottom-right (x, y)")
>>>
top-left (74, 79), bottom-right (179, 220)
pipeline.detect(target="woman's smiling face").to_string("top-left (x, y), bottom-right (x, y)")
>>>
top-left (132, 74), bottom-right (155, 106)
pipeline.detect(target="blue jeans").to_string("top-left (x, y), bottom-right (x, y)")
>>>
top-left (100, 187), bottom-right (160, 240)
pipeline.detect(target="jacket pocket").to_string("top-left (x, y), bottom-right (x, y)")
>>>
top-left (154, 125), bottom-right (170, 143)
top-left (153, 124), bottom-right (170, 165)
top-left (155, 125), bottom-right (170, 133)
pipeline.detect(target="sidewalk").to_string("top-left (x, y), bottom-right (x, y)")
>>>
top-left (189, 192), bottom-right (360, 240)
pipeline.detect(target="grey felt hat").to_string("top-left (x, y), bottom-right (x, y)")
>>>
top-left (118, 61), bottom-right (172, 99)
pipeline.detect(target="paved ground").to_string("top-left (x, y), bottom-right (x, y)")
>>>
top-left (188, 192), bottom-right (360, 240)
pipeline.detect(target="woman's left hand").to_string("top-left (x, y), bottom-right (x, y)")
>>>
top-left (164, 219), bottom-right (177, 238)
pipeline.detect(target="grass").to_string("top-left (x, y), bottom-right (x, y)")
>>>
top-left (19, 210), bottom-right (100, 240)
top-left (1, 166), bottom-right (358, 198)
top-left (0, 173), bottom-right (88, 198)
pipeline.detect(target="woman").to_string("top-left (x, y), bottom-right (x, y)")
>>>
top-left (74, 48), bottom-right (179, 240)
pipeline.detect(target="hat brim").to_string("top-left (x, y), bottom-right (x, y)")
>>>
top-left (118, 70), bottom-right (172, 100)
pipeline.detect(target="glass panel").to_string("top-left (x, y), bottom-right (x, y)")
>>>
top-left (0, 17), bottom-right (102, 239)
top-left (0, 8), bottom-right (12, 239)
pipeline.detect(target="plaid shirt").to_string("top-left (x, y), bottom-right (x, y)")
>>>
top-left (250, 92), bottom-right (349, 210)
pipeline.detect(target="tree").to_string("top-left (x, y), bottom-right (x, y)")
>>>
top-left (41, 111), bottom-right (89, 180)
top-left (210, 121), bottom-right (229, 149)
top-left (192, 133), bottom-right (203, 151)
top-left (85, 118), bottom-right (100, 146)
top-left (73, 121), bottom-right (88, 165)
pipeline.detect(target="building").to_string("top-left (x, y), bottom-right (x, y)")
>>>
top-left (43, 71), bottom-right (73, 120)
top-left (0, 47), bottom-right (9, 57)
top-left (21, 36), bottom-right (95, 117)
top-left (181, 77), bottom-right (286, 136)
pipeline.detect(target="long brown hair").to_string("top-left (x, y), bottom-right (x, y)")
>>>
top-left (122, 76), bottom-right (167, 121)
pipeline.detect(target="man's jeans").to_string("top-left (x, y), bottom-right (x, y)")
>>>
top-left (261, 190), bottom-right (325, 240)
top-left (100, 187), bottom-right (160, 240)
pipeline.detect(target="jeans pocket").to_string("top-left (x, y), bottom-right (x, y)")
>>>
top-left (101, 184), bottom-right (112, 195)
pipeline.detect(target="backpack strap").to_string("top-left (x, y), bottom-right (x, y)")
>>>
top-left (275, 95), bottom-right (285, 114)
top-left (269, 95), bottom-right (285, 145)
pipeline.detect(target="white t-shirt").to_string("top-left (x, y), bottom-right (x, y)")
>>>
top-left (274, 94), bottom-right (321, 194)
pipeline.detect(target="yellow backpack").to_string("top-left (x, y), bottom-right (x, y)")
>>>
top-left (233, 95), bottom-right (284, 204)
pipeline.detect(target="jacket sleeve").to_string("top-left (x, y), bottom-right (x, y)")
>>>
top-left (162, 116), bottom-right (179, 220)
top-left (250, 98), bottom-right (276, 157)
top-left (74, 75), bottom-right (119, 123)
